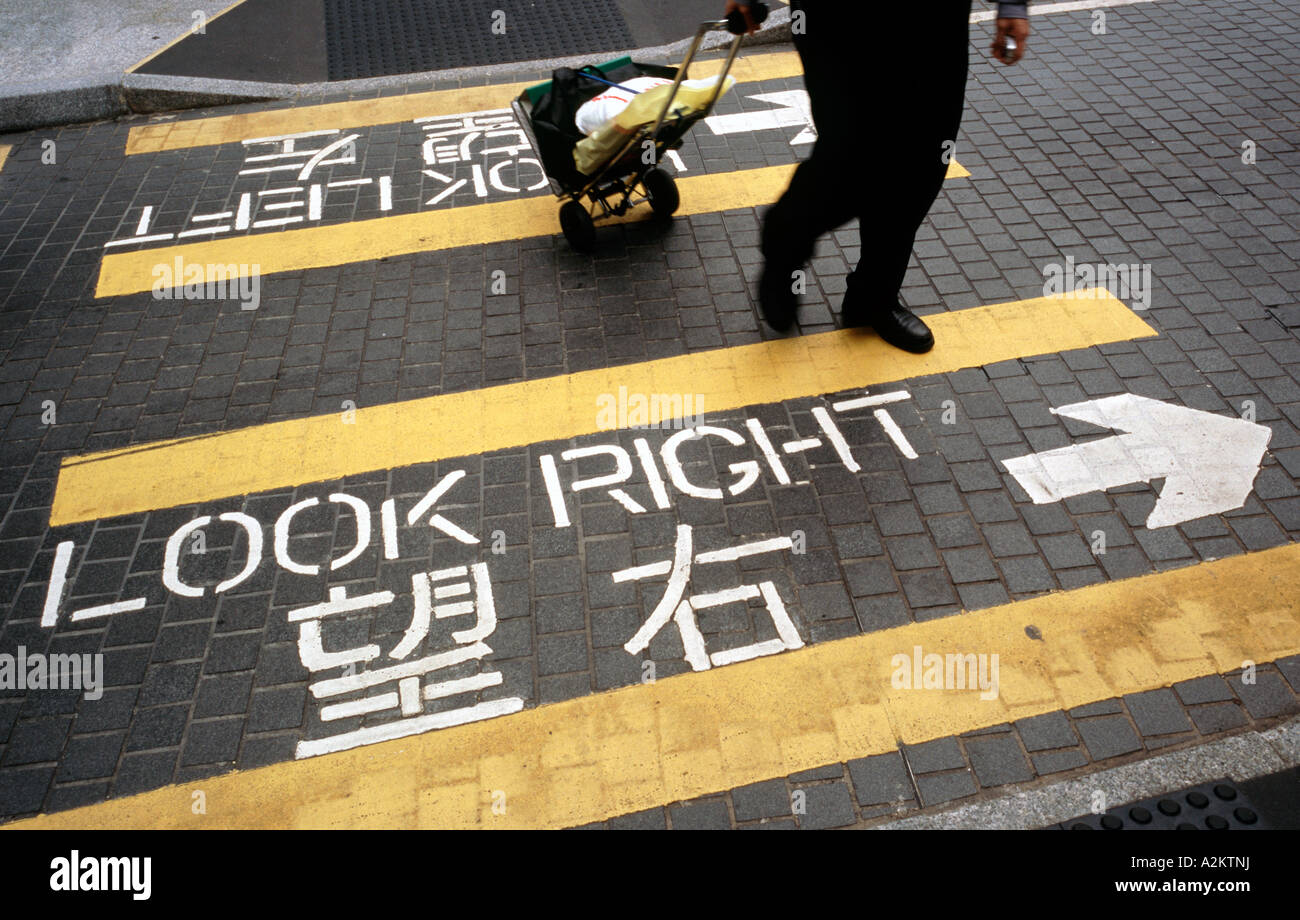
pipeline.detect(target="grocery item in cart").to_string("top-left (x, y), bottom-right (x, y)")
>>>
top-left (573, 74), bottom-right (735, 174)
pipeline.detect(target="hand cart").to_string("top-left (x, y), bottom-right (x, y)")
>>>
top-left (511, 5), bottom-right (769, 252)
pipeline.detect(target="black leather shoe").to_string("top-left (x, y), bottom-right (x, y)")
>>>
top-left (844, 301), bottom-right (935, 353)
top-left (758, 262), bottom-right (799, 332)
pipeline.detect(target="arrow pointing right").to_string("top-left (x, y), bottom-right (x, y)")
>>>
top-left (704, 90), bottom-right (817, 145)
top-left (1001, 394), bottom-right (1272, 529)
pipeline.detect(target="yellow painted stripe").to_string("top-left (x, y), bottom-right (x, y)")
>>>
top-left (94, 160), bottom-right (968, 298)
top-left (126, 0), bottom-right (250, 74)
top-left (0, 145), bottom-right (10, 173)
top-left (124, 50), bottom-right (806, 155)
top-left (11, 542), bottom-right (1299, 830)
top-left (51, 292), bottom-right (1153, 526)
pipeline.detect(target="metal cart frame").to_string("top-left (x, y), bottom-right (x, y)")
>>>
top-left (511, 19), bottom-right (754, 251)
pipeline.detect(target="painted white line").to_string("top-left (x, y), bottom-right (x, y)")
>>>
top-left (380, 498), bottom-right (399, 559)
top-left (696, 536), bottom-right (793, 564)
top-left (971, 0), bottom-right (1161, 23)
top-left (406, 469), bottom-right (466, 525)
top-left (613, 561), bottom-right (672, 583)
top-left (295, 697), bottom-right (524, 758)
top-left (40, 541), bottom-right (74, 627)
top-left (811, 406), bottom-right (860, 473)
top-left (327, 493), bottom-right (370, 571)
top-left (242, 129), bottom-right (339, 145)
top-left (832, 391), bottom-right (911, 411)
top-left (874, 409), bottom-right (918, 460)
top-left (746, 418), bottom-right (791, 485)
top-left (70, 597), bottom-right (147, 621)
top-left (103, 234), bottom-right (174, 248)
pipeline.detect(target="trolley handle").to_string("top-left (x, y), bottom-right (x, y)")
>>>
top-left (646, 3), bottom-right (769, 145)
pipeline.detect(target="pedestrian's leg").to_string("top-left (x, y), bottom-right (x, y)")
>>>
top-left (842, 0), bottom-right (973, 351)
top-left (757, 4), bottom-right (859, 330)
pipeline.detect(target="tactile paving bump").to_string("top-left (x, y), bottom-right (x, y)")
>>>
top-left (324, 0), bottom-right (636, 80)
top-left (1054, 779), bottom-right (1271, 830)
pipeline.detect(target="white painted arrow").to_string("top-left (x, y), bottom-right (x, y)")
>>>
top-left (1001, 394), bottom-right (1271, 529)
top-left (704, 90), bottom-right (817, 145)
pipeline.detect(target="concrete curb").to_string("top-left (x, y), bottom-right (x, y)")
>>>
top-left (1, 8), bottom-right (793, 134)
top-left (871, 717), bottom-right (1300, 830)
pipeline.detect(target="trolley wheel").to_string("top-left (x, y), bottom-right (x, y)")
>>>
top-left (559, 200), bottom-right (596, 252)
top-left (643, 168), bottom-right (679, 217)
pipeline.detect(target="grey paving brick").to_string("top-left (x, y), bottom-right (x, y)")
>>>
top-left (797, 782), bottom-right (856, 829)
top-left (1016, 711), bottom-right (1078, 751)
top-left (193, 673), bottom-right (253, 719)
top-left (1068, 699), bottom-right (1124, 718)
top-left (608, 808), bottom-right (668, 830)
top-left (965, 734), bottom-right (1033, 787)
top-left (180, 718), bottom-right (242, 766)
top-left (903, 737), bottom-right (966, 774)
top-left (788, 763), bottom-right (844, 783)
top-left (1174, 676), bottom-right (1236, 706)
top-left (1230, 670), bottom-right (1300, 719)
top-left (915, 770), bottom-right (977, 807)
top-left (1124, 689), bottom-right (1193, 736)
top-left (1037, 533), bottom-right (1096, 569)
top-left (998, 556), bottom-right (1055, 594)
top-left (732, 779), bottom-right (792, 822)
top-left (847, 751), bottom-right (913, 806)
top-left (1278, 655), bottom-right (1300, 694)
top-left (942, 547), bottom-right (999, 584)
top-left (927, 514), bottom-right (980, 549)
top-left (247, 686), bottom-right (306, 732)
top-left (1188, 701), bottom-right (1250, 735)
top-left (55, 733), bottom-right (123, 782)
top-left (1031, 749), bottom-right (1087, 775)
top-left (0, 766), bottom-right (56, 816)
top-left (669, 798), bottom-right (731, 830)
top-left (983, 521), bottom-right (1037, 557)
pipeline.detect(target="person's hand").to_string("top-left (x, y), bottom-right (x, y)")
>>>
top-left (724, 0), bottom-right (759, 35)
top-left (991, 17), bottom-right (1029, 65)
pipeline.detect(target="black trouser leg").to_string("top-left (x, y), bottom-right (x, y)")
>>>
top-left (762, 1), bottom-right (972, 308)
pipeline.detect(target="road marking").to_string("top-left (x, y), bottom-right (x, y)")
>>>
top-left (0, 145), bottom-right (10, 173)
top-left (1003, 394), bottom-right (1273, 529)
top-left (9, 541), bottom-right (1297, 829)
top-left (123, 50), bottom-right (806, 155)
top-left (51, 292), bottom-right (1152, 526)
top-left (705, 90), bottom-right (816, 144)
top-left (94, 159), bottom-right (968, 298)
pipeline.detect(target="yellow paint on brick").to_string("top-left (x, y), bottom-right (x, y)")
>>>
top-left (8, 542), bottom-right (1298, 830)
top-left (124, 50), bottom-right (807, 155)
top-left (0, 145), bottom-right (10, 173)
top-left (50, 292), bottom-right (1154, 526)
top-left (94, 159), bottom-right (967, 299)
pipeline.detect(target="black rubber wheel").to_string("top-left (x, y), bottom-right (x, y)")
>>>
top-left (559, 200), bottom-right (595, 252)
top-left (643, 167), bottom-right (679, 217)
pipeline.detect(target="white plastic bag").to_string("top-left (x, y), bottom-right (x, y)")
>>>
top-left (573, 74), bottom-right (735, 175)
top-left (574, 76), bottom-right (673, 136)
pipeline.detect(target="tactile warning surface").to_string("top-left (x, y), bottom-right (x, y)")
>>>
top-left (1055, 778), bottom-right (1274, 830)
top-left (323, 0), bottom-right (636, 80)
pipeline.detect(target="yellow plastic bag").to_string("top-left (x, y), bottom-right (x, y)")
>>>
top-left (573, 74), bottom-right (735, 175)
